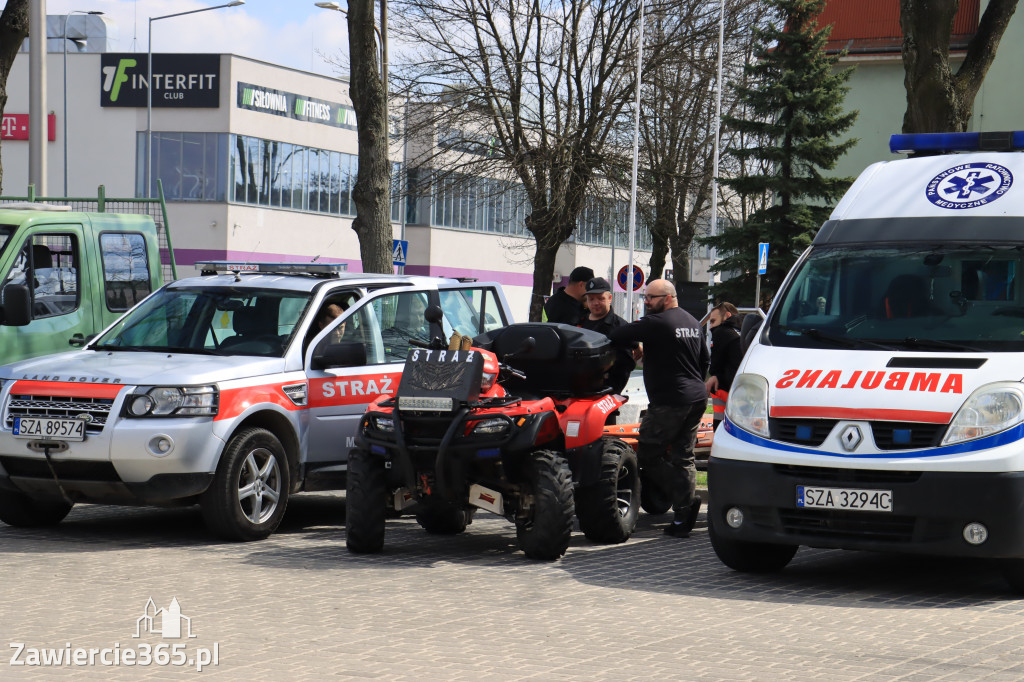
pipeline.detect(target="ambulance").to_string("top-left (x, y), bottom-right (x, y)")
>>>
top-left (708, 132), bottom-right (1024, 592)
top-left (0, 262), bottom-right (512, 541)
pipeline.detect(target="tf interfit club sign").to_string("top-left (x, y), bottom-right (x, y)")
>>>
top-left (100, 54), bottom-right (220, 108)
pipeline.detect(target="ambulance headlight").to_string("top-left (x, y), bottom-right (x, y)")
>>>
top-left (725, 374), bottom-right (770, 438)
top-left (126, 386), bottom-right (218, 417)
top-left (942, 383), bottom-right (1024, 446)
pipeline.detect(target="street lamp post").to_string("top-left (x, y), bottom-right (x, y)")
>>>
top-left (146, 1), bottom-right (245, 198)
top-left (63, 10), bottom-right (103, 197)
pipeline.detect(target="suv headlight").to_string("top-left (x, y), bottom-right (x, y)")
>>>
top-left (942, 383), bottom-right (1024, 446)
top-left (126, 386), bottom-right (218, 417)
top-left (725, 374), bottom-right (770, 438)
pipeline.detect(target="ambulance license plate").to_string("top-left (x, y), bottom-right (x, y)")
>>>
top-left (796, 486), bottom-right (892, 512)
top-left (13, 417), bottom-right (86, 441)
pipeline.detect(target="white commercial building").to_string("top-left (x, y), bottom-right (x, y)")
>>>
top-left (0, 14), bottom-right (696, 320)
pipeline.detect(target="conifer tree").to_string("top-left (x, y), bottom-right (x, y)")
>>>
top-left (703, 0), bottom-right (857, 306)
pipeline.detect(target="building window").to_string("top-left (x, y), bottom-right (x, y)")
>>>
top-left (136, 132), bottom-right (227, 201)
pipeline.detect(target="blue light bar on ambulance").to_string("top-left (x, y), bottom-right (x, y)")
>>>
top-left (890, 131), bottom-right (1024, 154)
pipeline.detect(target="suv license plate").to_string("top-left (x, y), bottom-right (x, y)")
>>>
top-left (796, 485), bottom-right (892, 512)
top-left (13, 417), bottom-right (86, 441)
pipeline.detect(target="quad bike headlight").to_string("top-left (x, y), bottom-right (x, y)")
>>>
top-left (472, 418), bottom-right (509, 435)
top-left (371, 416), bottom-right (395, 433)
top-left (126, 386), bottom-right (218, 417)
top-left (725, 374), bottom-right (770, 438)
top-left (942, 382), bottom-right (1024, 446)
top-left (480, 371), bottom-right (497, 392)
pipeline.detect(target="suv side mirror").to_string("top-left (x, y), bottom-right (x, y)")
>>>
top-left (1, 284), bottom-right (32, 327)
top-left (311, 341), bottom-right (367, 370)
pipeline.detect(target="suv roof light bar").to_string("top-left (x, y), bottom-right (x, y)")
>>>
top-left (890, 131), bottom-right (1024, 154)
top-left (195, 261), bottom-right (348, 277)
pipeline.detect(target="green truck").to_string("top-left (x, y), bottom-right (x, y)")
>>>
top-left (0, 205), bottom-right (166, 362)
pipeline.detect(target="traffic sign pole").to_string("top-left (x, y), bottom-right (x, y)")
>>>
top-left (756, 242), bottom-right (769, 311)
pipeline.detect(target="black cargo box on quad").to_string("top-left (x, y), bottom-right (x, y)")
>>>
top-left (474, 323), bottom-right (616, 398)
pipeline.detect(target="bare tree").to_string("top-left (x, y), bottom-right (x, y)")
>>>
top-left (392, 0), bottom-right (679, 320)
top-left (348, 0), bottom-right (393, 273)
top-left (900, 0), bottom-right (1018, 133)
top-left (633, 0), bottom-right (762, 284)
top-left (0, 0), bottom-right (29, 193)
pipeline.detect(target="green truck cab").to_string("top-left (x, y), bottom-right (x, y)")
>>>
top-left (0, 206), bottom-right (164, 363)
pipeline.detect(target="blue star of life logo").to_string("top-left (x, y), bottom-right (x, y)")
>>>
top-left (926, 162), bottom-right (1013, 210)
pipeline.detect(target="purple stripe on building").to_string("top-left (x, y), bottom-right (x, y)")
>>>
top-left (403, 265), bottom-right (535, 287)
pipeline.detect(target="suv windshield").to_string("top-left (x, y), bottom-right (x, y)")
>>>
top-left (767, 244), bottom-right (1024, 352)
top-left (93, 286), bottom-right (312, 357)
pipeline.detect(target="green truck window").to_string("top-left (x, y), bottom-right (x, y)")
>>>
top-left (2, 234), bottom-right (80, 319)
top-left (101, 232), bottom-right (152, 311)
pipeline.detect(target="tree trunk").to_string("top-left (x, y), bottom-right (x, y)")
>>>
top-left (901, 0), bottom-right (1019, 133)
top-left (0, 1), bottom-right (30, 194)
top-left (347, 0), bottom-right (392, 274)
top-left (530, 239), bottom-right (558, 322)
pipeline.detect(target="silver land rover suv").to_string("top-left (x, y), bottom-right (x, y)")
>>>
top-left (0, 262), bottom-right (513, 540)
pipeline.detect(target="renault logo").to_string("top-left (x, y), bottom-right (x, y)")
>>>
top-left (840, 425), bottom-right (863, 452)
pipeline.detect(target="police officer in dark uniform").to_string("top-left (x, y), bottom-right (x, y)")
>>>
top-left (579, 277), bottom-right (635, 395)
top-left (544, 266), bottom-right (593, 325)
top-left (609, 279), bottom-right (709, 537)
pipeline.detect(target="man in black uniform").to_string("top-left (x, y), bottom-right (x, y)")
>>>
top-left (609, 278), bottom-right (709, 537)
top-left (579, 277), bottom-right (635, 395)
top-left (544, 266), bottom-right (593, 325)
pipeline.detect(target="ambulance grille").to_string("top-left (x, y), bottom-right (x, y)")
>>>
top-left (869, 421), bottom-right (946, 450)
top-left (770, 418), bottom-right (837, 446)
top-left (773, 464), bottom-right (922, 484)
top-left (5, 394), bottom-right (113, 434)
top-left (779, 508), bottom-right (915, 543)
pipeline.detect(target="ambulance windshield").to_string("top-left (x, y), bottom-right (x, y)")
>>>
top-left (768, 244), bottom-right (1024, 352)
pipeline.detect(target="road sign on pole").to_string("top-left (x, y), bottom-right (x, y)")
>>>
top-left (617, 265), bottom-right (645, 291)
top-left (757, 242), bottom-right (769, 275)
top-left (392, 239), bottom-right (408, 267)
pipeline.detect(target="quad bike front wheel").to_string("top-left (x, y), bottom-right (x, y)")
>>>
top-left (576, 438), bottom-right (640, 543)
top-left (345, 446), bottom-right (388, 553)
top-left (515, 450), bottom-right (575, 560)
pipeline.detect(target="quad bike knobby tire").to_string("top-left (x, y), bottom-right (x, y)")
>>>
top-left (639, 452), bottom-right (674, 515)
top-left (346, 446), bottom-right (388, 553)
top-left (515, 450), bottom-right (575, 560)
top-left (708, 513), bottom-right (797, 572)
top-left (575, 438), bottom-right (640, 543)
top-left (0, 489), bottom-right (73, 527)
top-left (201, 427), bottom-right (289, 541)
top-left (416, 498), bottom-right (472, 534)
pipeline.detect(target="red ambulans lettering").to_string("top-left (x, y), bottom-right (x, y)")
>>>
top-left (775, 369), bottom-right (963, 394)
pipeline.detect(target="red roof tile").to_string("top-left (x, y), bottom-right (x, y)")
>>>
top-left (816, 0), bottom-right (979, 55)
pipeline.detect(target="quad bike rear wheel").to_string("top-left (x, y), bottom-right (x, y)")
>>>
top-left (346, 446), bottom-right (387, 553)
top-left (515, 450), bottom-right (575, 560)
top-left (416, 499), bottom-right (472, 534)
top-left (576, 438), bottom-right (640, 543)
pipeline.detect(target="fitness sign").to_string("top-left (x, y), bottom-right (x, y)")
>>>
top-left (236, 82), bottom-right (357, 130)
top-left (925, 162), bottom-right (1013, 210)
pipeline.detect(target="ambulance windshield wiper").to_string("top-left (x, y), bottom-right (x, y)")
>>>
top-left (779, 326), bottom-right (892, 350)
top-left (893, 337), bottom-right (983, 353)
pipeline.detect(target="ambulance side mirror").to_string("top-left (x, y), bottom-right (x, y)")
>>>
top-left (740, 314), bottom-right (763, 354)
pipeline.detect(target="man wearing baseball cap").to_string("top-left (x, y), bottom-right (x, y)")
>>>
top-left (580, 276), bottom-right (636, 395)
top-left (544, 265), bottom-right (594, 325)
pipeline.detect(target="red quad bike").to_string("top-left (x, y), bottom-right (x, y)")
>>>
top-left (346, 316), bottom-right (640, 560)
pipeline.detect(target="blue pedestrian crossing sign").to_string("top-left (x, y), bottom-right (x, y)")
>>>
top-left (757, 242), bottom-right (769, 275)
top-left (392, 239), bottom-right (408, 266)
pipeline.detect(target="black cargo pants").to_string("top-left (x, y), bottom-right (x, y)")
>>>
top-left (636, 399), bottom-right (708, 517)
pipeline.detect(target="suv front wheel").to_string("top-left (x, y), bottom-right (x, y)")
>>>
top-left (202, 427), bottom-right (290, 541)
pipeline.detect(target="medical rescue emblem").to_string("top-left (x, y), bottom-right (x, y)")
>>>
top-left (926, 162), bottom-right (1012, 210)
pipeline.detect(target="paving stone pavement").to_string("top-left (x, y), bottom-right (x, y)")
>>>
top-left (2, 495), bottom-right (1024, 680)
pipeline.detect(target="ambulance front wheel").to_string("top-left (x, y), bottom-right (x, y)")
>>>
top-left (708, 515), bottom-right (797, 573)
top-left (202, 427), bottom-right (290, 541)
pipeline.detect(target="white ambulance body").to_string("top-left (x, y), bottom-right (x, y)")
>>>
top-left (708, 132), bottom-right (1024, 591)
